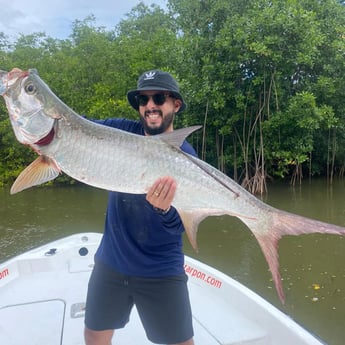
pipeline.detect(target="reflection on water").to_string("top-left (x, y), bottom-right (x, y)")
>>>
top-left (1, 179), bottom-right (345, 344)
top-left (0, 185), bottom-right (108, 259)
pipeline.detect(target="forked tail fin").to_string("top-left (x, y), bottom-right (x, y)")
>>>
top-left (251, 209), bottom-right (345, 304)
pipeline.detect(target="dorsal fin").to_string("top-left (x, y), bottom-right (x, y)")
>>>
top-left (157, 125), bottom-right (202, 148)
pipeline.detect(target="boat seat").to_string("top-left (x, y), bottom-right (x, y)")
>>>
top-left (189, 282), bottom-right (268, 345)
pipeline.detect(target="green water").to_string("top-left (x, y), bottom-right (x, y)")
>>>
top-left (1, 179), bottom-right (344, 344)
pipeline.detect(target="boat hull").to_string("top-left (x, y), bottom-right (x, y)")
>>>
top-left (0, 233), bottom-right (325, 345)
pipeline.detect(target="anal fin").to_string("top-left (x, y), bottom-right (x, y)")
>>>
top-left (178, 209), bottom-right (210, 252)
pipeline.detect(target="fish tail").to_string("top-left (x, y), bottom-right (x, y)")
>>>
top-left (254, 234), bottom-right (284, 302)
top-left (250, 208), bottom-right (345, 304)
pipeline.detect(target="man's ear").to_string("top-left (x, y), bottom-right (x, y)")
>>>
top-left (174, 99), bottom-right (182, 112)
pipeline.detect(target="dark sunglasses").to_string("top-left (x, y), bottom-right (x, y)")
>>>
top-left (136, 93), bottom-right (172, 106)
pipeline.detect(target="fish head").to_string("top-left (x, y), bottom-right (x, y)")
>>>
top-left (0, 68), bottom-right (56, 146)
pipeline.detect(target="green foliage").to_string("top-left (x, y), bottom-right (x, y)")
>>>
top-left (1, 0), bottom-right (345, 189)
top-left (0, 114), bottom-right (36, 186)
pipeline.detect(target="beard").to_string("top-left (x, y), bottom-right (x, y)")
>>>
top-left (140, 110), bottom-right (175, 135)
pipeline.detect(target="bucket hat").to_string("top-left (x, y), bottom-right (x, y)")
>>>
top-left (127, 70), bottom-right (186, 113)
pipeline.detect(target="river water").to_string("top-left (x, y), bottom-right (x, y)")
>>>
top-left (1, 179), bottom-right (344, 344)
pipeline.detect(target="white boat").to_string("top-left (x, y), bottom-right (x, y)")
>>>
top-left (0, 232), bottom-right (325, 345)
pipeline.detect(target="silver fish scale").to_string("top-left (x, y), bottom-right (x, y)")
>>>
top-left (2, 68), bottom-right (264, 221)
top-left (38, 114), bottom-right (265, 222)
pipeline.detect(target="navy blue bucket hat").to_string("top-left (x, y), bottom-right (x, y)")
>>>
top-left (127, 70), bottom-right (186, 113)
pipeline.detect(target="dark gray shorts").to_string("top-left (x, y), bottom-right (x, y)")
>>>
top-left (84, 261), bottom-right (194, 344)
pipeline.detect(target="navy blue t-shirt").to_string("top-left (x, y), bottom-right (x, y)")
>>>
top-left (93, 118), bottom-right (197, 277)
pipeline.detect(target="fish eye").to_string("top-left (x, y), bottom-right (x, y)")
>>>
top-left (25, 82), bottom-right (36, 94)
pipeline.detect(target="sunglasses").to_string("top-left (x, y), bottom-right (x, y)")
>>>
top-left (136, 93), bottom-right (172, 106)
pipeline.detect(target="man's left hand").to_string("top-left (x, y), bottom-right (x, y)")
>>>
top-left (146, 176), bottom-right (176, 212)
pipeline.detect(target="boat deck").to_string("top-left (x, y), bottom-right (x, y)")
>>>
top-left (0, 233), bottom-right (324, 345)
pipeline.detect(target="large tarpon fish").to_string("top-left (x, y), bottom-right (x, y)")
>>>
top-left (1, 68), bottom-right (345, 303)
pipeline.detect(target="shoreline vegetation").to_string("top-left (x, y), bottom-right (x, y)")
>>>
top-left (1, 0), bottom-right (345, 194)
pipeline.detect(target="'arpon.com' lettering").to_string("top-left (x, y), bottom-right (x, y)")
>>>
top-left (184, 264), bottom-right (222, 288)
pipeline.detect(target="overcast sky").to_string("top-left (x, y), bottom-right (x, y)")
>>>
top-left (0, 0), bottom-right (167, 40)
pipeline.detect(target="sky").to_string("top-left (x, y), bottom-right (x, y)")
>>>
top-left (0, 0), bottom-right (167, 40)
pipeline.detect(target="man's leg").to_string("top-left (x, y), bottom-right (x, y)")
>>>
top-left (84, 262), bottom-right (133, 344)
top-left (134, 274), bottom-right (194, 345)
top-left (84, 327), bottom-right (114, 345)
top-left (171, 337), bottom-right (194, 345)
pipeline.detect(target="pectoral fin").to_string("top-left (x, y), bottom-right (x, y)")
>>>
top-left (10, 155), bottom-right (60, 194)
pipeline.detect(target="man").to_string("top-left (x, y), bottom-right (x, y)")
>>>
top-left (84, 70), bottom-right (196, 345)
